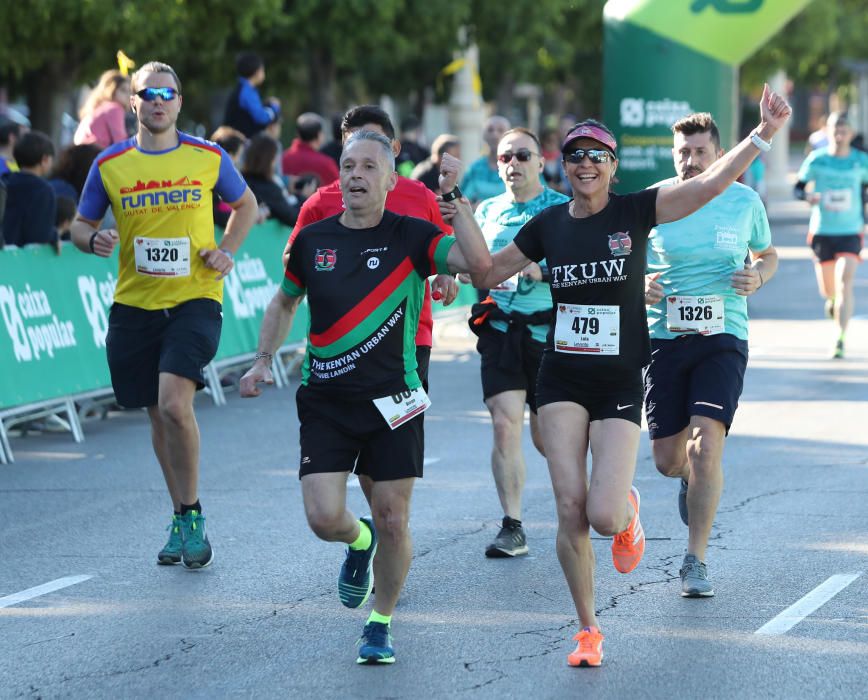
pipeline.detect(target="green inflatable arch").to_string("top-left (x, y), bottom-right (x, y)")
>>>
top-left (602, 0), bottom-right (812, 191)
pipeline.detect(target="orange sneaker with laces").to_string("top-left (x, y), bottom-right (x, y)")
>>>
top-left (567, 626), bottom-right (604, 667)
top-left (611, 485), bottom-right (645, 573)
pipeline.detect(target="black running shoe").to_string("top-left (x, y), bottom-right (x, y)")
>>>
top-left (357, 621), bottom-right (395, 664)
top-left (338, 517), bottom-right (377, 608)
top-left (485, 516), bottom-right (529, 558)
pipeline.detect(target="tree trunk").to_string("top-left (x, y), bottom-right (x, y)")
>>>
top-left (307, 48), bottom-right (337, 116)
top-left (26, 63), bottom-right (78, 147)
top-left (494, 72), bottom-right (515, 118)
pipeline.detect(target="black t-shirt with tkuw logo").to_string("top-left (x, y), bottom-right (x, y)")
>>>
top-left (512, 188), bottom-right (658, 373)
top-left (282, 211), bottom-right (455, 399)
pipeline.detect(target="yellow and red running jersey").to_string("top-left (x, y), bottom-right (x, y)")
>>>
top-left (79, 133), bottom-right (247, 310)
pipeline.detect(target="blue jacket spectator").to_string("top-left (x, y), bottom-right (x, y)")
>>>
top-left (1, 131), bottom-right (57, 248)
top-left (223, 52), bottom-right (281, 138)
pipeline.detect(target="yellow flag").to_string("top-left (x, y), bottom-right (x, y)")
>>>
top-left (440, 58), bottom-right (465, 76)
top-left (117, 50), bottom-right (136, 76)
top-left (439, 57), bottom-right (482, 97)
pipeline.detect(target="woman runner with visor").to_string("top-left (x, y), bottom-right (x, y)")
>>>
top-left (464, 85), bottom-right (791, 667)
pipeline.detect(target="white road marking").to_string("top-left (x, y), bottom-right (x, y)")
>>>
top-left (755, 572), bottom-right (862, 636)
top-left (0, 575), bottom-right (93, 609)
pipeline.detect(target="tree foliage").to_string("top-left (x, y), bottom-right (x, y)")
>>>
top-left (469, 0), bottom-right (604, 113)
top-left (6, 0), bottom-right (861, 141)
top-left (741, 0), bottom-right (868, 91)
top-left (0, 0), bottom-right (281, 135)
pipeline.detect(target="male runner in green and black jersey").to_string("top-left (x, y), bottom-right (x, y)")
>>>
top-left (240, 130), bottom-right (491, 665)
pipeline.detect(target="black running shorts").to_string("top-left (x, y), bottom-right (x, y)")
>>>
top-left (296, 384), bottom-right (424, 481)
top-left (535, 357), bottom-right (643, 425)
top-left (106, 299), bottom-right (222, 408)
top-left (810, 233), bottom-right (862, 263)
top-left (643, 333), bottom-right (748, 440)
top-left (355, 345), bottom-right (429, 475)
top-left (476, 326), bottom-right (545, 412)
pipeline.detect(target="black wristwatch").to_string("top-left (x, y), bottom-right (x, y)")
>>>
top-left (441, 186), bottom-right (463, 202)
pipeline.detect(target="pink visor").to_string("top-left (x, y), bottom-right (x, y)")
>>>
top-left (561, 124), bottom-right (617, 154)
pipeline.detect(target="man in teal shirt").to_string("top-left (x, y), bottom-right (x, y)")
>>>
top-left (449, 127), bottom-right (568, 557)
top-left (794, 112), bottom-right (868, 358)
top-left (644, 113), bottom-right (778, 598)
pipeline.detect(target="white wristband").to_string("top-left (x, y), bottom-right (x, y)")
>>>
top-left (750, 130), bottom-right (772, 152)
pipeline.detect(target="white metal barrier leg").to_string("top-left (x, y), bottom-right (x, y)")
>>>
top-left (204, 363), bottom-right (226, 406)
top-left (64, 398), bottom-right (85, 443)
top-left (0, 420), bottom-right (11, 464)
top-left (271, 357), bottom-right (288, 388)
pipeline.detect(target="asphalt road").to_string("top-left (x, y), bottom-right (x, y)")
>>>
top-left (1, 200), bottom-right (866, 699)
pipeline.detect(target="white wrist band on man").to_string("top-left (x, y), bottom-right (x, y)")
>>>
top-left (750, 130), bottom-right (772, 152)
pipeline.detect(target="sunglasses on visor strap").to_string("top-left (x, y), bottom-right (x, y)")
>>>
top-left (564, 148), bottom-right (612, 164)
top-left (135, 87), bottom-right (179, 102)
top-left (497, 149), bottom-right (539, 164)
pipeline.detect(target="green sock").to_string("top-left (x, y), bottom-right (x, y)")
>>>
top-left (839, 331), bottom-right (846, 342)
top-left (349, 519), bottom-right (372, 551)
top-left (367, 610), bottom-right (391, 626)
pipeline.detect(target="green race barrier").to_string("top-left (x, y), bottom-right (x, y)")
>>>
top-left (216, 220), bottom-right (309, 360)
top-left (0, 245), bottom-right (116, 407)
top-left (1, 223), bottom-right (474, 411)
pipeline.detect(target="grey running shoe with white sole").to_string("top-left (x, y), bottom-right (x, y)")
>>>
top-left (680, 554), bottom-right (714, 597)
top-left (485, 516), bottom-right (528, 558)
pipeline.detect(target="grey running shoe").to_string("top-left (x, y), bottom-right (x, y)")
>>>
top-left (680, 554), bottom-right (714, 597)
top-left (678, 479), bottom-right (689, 526)
top-left (485, 516), bottom-right (528, 558)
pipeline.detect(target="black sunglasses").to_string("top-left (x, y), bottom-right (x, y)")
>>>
top-left (497, 149), bottom-right (539, 164)
top-left (564, 148), bottom-right (612, 164)
top-left (135, 87), bottom-right (179, 102)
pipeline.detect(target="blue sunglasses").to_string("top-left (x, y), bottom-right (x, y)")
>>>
top-left (135, 87), bottom-right (179, 102)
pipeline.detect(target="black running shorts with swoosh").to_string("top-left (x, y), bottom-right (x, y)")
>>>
top-left (535, 358), bottom-right (643, 425)
top-left (643, 333), bottom-right (748, 440)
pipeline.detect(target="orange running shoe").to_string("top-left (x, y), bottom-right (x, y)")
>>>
top-left (611, 485), bottom-right (645, 573)
top-left (567, 626), bottom-right (604, 667)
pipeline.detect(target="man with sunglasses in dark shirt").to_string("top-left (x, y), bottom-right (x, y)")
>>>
top-left (442, 128), bottom-right (567, 558)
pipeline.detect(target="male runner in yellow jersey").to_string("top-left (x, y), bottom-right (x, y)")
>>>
top-left (72, 61), bottom-right (259, 568)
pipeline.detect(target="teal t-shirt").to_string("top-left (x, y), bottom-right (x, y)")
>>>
top-left (460, 157), bottom-right (505, 203)
top-left (796, 148), bottom-right (868, 235)
top-left (647, 179), bottom-right (771, 341)
top-left (475, 187), bottom-right (570, 343)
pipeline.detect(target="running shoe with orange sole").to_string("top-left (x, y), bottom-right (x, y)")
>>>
top-left (611, 485), bottom-right (645, 573)
top-left (567, 626), bottom-right (604, 667)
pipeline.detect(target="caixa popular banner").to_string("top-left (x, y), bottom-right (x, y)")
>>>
top-left (0, 222), bottom-right (305, 410)
top-left (602, 0), bottom-right (812, 192)
top-left (1, 221), bottom-right (473, 412)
